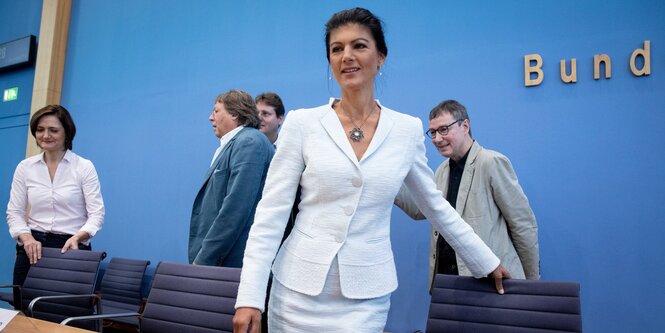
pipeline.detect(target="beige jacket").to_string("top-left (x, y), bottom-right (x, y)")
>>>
top-left (395, 141), bottom-right (539, 287)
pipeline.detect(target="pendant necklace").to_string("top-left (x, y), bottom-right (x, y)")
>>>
top-left (339, 100), bottom-right (377, 142)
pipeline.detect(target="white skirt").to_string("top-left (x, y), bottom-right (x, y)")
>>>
top-left (268, 257), bottom-right (391, 333)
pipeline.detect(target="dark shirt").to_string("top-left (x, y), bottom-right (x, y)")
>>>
top-left (435, 145), bottom-right (471, 275)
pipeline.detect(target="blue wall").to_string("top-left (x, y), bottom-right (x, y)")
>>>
top-left (2, 0), bottom-right (665, 331)
top-left (0, 0), bottom-right (42, 296)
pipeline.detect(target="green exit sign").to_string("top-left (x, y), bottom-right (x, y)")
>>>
top-left (3, 87), bottom-right (18, 101)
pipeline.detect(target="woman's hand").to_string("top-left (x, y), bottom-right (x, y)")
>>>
top-left (61, 231), bottom-right (90, 253)
top-left (489, 264), bottom-right (511, 294)
top-left (233, 307), bottom-right (261, 333)
top-left (19, 233), bottom-right (42, 264)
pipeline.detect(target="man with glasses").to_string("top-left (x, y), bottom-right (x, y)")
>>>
top-left (396, 100), bottom-right (539, 289)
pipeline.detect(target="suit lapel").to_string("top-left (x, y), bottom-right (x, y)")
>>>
top-left (320, 107), bottom-right (360, 167)
top-left (202, 128), bottom-right (244, 183)
top-left (361, 103), bottom-right (394, 162)
top-left (441, 162), bottom-right (451, 200)
top-left (456, 142), bottom-right (481, 214)
top-left (320, 100), bottom-right (395, 165)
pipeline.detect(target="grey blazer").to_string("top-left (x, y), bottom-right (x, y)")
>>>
top-left (395, 141), bottom-right (539, 287)
top-left (188, 127), bottom-right (274, 267)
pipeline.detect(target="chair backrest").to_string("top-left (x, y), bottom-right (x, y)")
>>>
top-left (22, 247), bottom-right (106, 329)
top-left (100, 257), bottom-right (151, 310)
top-left (427, 274), bottom-right (582, 333)
top-left (140, 262), bottom-right (241, 333)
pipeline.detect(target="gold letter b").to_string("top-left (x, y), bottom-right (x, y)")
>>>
top-left (524, 54), bottom-right (544, 86)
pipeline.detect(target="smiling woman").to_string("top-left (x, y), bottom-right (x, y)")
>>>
top-left (328, 23), bottom-right (385, 95)
top-left (5, 105), bottom-right (105, 308)
top-left (232, 7), bottom-right (508, 333)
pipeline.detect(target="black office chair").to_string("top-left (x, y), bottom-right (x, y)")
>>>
top-left (62, 261), bottom-right (242, 333)
top-left (98, 257), bottom-right (150, 331)
top-left (3, 247), bottom-right (107, 331)
top-left (139, 262), bottom-right (241, 333)
top-left (427, 274), bottom-right (582, 332)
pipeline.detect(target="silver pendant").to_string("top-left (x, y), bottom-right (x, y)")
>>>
top-left (349, 128), bottom-right (364, 141)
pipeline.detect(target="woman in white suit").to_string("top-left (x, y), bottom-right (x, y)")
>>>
top-left (233, 7), bottom-right (510, 333)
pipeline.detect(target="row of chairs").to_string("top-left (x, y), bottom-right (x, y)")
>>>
top-left (1, 247), bottom-right (240, 332)
top-left (2, 247), bottom-right (582, 332)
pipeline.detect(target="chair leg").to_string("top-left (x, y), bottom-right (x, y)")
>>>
top-left (13, 286), bottom-right (22, 313)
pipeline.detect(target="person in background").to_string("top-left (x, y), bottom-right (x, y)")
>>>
top-left (188, 89), bottom-right (274, 267)
top-left (255, 92), bottom-right (285, 145)
top-left (6, 105), bottom-right (105, 306)
top-left (256, 91), bottom-right (296, 241)
top-left (233, 8), bottom-right (509, 333)
top-left (255, 91), bottom-right (294, 333)
top-left (396, 99), bottom-right (540, 288)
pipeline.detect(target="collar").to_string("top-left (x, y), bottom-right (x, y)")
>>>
top-left (449, 141), bottom-right (473, 169)
top-left (62, 149), bottom-right (74, 162)
top-left (220, 126), bottom-right (244, 146)
top-left (450, 149), bottom-right (471, 169)
top-left (31, 150), bottom-right (73, 165)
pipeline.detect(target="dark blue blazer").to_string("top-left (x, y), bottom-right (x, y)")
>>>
top-left (188, 127), bottom-right (274, 267)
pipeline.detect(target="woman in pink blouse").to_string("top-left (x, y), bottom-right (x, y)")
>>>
top-left (6, 104), bottom-right (104, 293)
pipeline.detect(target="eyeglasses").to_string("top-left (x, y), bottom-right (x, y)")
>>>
top-left (425, 119), bottom-right (462, 138)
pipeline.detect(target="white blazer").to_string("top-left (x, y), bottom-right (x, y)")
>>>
top-left (235, 99), bottom-right (499, 312)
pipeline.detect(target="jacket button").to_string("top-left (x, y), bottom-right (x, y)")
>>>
top-left (352, 177), bottom-right (362, 187)
top-left (344, 206), bottom-right (354, 216)
top-left (434, 231), bottom-right (438, 236)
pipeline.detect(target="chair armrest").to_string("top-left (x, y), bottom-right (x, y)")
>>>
top-left (0, 284), bottom-right (20, 288)
top-left (0, 284), bottom-right (23, 312)
top-left (61, 312), bottom-right (141, 326)
top-left (28, 293), bottom-right (100, 317)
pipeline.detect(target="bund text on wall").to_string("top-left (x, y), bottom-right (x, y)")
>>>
top-left (524, 40), bottom-right (651, 86)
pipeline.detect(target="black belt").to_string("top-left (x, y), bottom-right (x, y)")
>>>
top-left (31, 230), bottom-right (73, 239)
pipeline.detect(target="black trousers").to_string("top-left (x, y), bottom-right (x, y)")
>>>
top-left (12, 230), bottom-right (91, 309)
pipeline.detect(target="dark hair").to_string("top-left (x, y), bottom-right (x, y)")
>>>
top-left (255, 92), bottom-right (285, 118)
top-left (214, 89), bottom-right (261, 129)
top-left (324, 7), bottom-right (388, 62)
top-left (30, 104), bottom-right (76, 150)
top-left (429, 100), bottom-right (473, 138)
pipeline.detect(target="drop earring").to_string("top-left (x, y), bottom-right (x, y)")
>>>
top-left (378, 66), bottom-right (383, 76)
